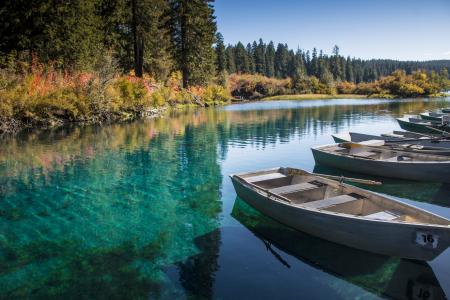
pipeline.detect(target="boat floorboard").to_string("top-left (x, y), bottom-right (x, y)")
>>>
top-left (269, 182), bottom-right (316, 194)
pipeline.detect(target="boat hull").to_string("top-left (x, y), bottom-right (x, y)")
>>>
top-left (231, 176), bottom-right (450, 261)
top-left (311, 146), bottom-right (450, 183)
top-left (397, 118), bottom-right (450, 134)
top-left (420, 113), bottom-right (442, 122)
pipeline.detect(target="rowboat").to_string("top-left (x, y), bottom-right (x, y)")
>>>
top-left (231, 202), bottom-right (447, 300)
top-left (311, 142), bottom-right (450, 182)
top-left (397, 117), bottom-right (450, 134)
top-left (230, 167), bottom-right (450, 261)
top-left (420, 112), bottom-right (449, 122)
top-left (332, 132), bottom-right (450, 153)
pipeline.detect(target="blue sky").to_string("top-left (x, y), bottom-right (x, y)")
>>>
top-left (214, 0), bottom-right (450, 61)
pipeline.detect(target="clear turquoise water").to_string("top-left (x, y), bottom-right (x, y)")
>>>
top-left (1, 97), bottom-right (450, 299)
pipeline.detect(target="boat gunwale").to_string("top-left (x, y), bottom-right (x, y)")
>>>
top-left (231, 168), bottom-right (450, 229)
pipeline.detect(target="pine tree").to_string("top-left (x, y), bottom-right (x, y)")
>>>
top-left (142, 0), bottom-right (173, 80)
top-left (225, 45), bottom-right (236, 73)
top-left (254, 39), bottom-right (266, 74)
top-left (275, 43), bottom-right (289, 78)
top-left (167, 0), bottom-right (217, 87)
top-left (304, 50), bottom-right (311, 74)
top-left (265, 41), bottom-right (275, 77)
top-left (330, 45), bottom-right (343, 81)
top-left (246, 43), bottom-right (255, 73)
top-left (310, 48), bottom-right (318, 77)
top-left (345, 56), bottom-right (355, 82)
top-left (234, 42), bottom-right (250, 73)
top-left (215, 32), bottom-right (226, 74)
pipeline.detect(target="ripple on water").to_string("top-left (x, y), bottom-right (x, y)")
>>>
top-left (0, 97), bottom-right (450, 299)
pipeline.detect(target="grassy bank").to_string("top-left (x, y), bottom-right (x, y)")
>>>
top-left (262, 94), bottom-right (367, 100)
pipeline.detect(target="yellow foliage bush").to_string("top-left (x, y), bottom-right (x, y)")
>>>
top-left (202, 85), bottom-right (231, 103)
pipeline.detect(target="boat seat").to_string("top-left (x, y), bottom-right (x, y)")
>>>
top-left (359, 140), bottom-right (385, 146)
top-left (246, 173), bottom-right (286, 183)
top-left (303, 194), bottom-right (359, 209)
top-left (365, 211), bottom-right (400, 221)
top-left (351, 151), bottom-right (378, 159)
top-left (269, 182), bottom-right (317, 195)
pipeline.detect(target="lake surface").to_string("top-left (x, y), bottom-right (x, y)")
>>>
top-left (1, 97), bottom-right (450, 299)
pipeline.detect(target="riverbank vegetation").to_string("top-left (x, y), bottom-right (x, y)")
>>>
top-left (0, 57), bottom-right (230, 133)
top-left (1, 1), bottom-right (449, 133)
top-left (230, 69), bottom-right (449, 100)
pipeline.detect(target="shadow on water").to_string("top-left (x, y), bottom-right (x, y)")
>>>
top-left (231, 198), bottom-right (447, 300)
top-left (313, 165), bottom-right (450, 208)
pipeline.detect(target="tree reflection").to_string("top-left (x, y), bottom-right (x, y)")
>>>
top-left (0, 98), bottom-right (448, 298)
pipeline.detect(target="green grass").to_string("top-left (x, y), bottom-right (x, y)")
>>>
top-left (262, 94), bottom-right (368, 101)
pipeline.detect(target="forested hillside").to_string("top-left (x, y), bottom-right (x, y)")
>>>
top-left (221, 40), bottom-right (450, 83)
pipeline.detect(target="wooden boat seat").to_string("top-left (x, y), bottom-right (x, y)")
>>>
top-left (303, 194), bottom-right (358, 209)
top-left (246, 173), bottom-right (286, 183)
top-left (365, 211), bottom-right (400, 221)
top-left (269, 182), bottom-right (317, 195)
top-left (351, 151), bottom-right (378, 159)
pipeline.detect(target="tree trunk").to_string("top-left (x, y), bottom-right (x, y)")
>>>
top-left (132, 0), bottom-right (143, 77)
top-left (180, 1), bottom-right (189, 88)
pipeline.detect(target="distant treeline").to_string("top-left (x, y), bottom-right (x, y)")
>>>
top-left (217, 39), bottom-right (450, 83)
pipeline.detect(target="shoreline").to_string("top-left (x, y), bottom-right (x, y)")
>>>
top-left (1, 94), bottom-right (448, 136)
top-left (261, 94), bottom-right (367, 101)
top-left (261, 93), bottom-right (449, 101)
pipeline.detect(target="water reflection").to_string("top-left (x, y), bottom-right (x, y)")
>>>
top-left (0, 117), bottom-right (223, 298)
top-left (231, 198), bottom-right (446, 300)
top-left (2, 98), bottom-right (449, 178)
top-left (0, 97), bottom-right (450, 298)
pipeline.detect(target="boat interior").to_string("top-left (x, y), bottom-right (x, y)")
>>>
top-left (381, 131), bottom-right (428, 139)
top-left (237, 168), bottom-right (450, 226)
top-left (324, 143), bottom-right (450, 162)
top-left (407, 117), bottom-right (436, 124)
top-left (428, 112), bottom-right (446, 117)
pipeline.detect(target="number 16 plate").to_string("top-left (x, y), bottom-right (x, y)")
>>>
top-left (415, 231), bottom-right (439, 249)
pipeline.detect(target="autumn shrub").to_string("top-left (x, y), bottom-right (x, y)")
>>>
top-left (110, 76), bottom-right (153, 112)
top-left (336, 81), bottom-right (357, 94)
top-left (354, 82), bottom-right (380, 95)
top-left (374, 69), bottom-right (441, 97)
top-left (228, 73), bottom-right (291, 99)
top-left (202, 84), bottom-right (231, 103)
top-left (151, 87), bottom-right (170, 107)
